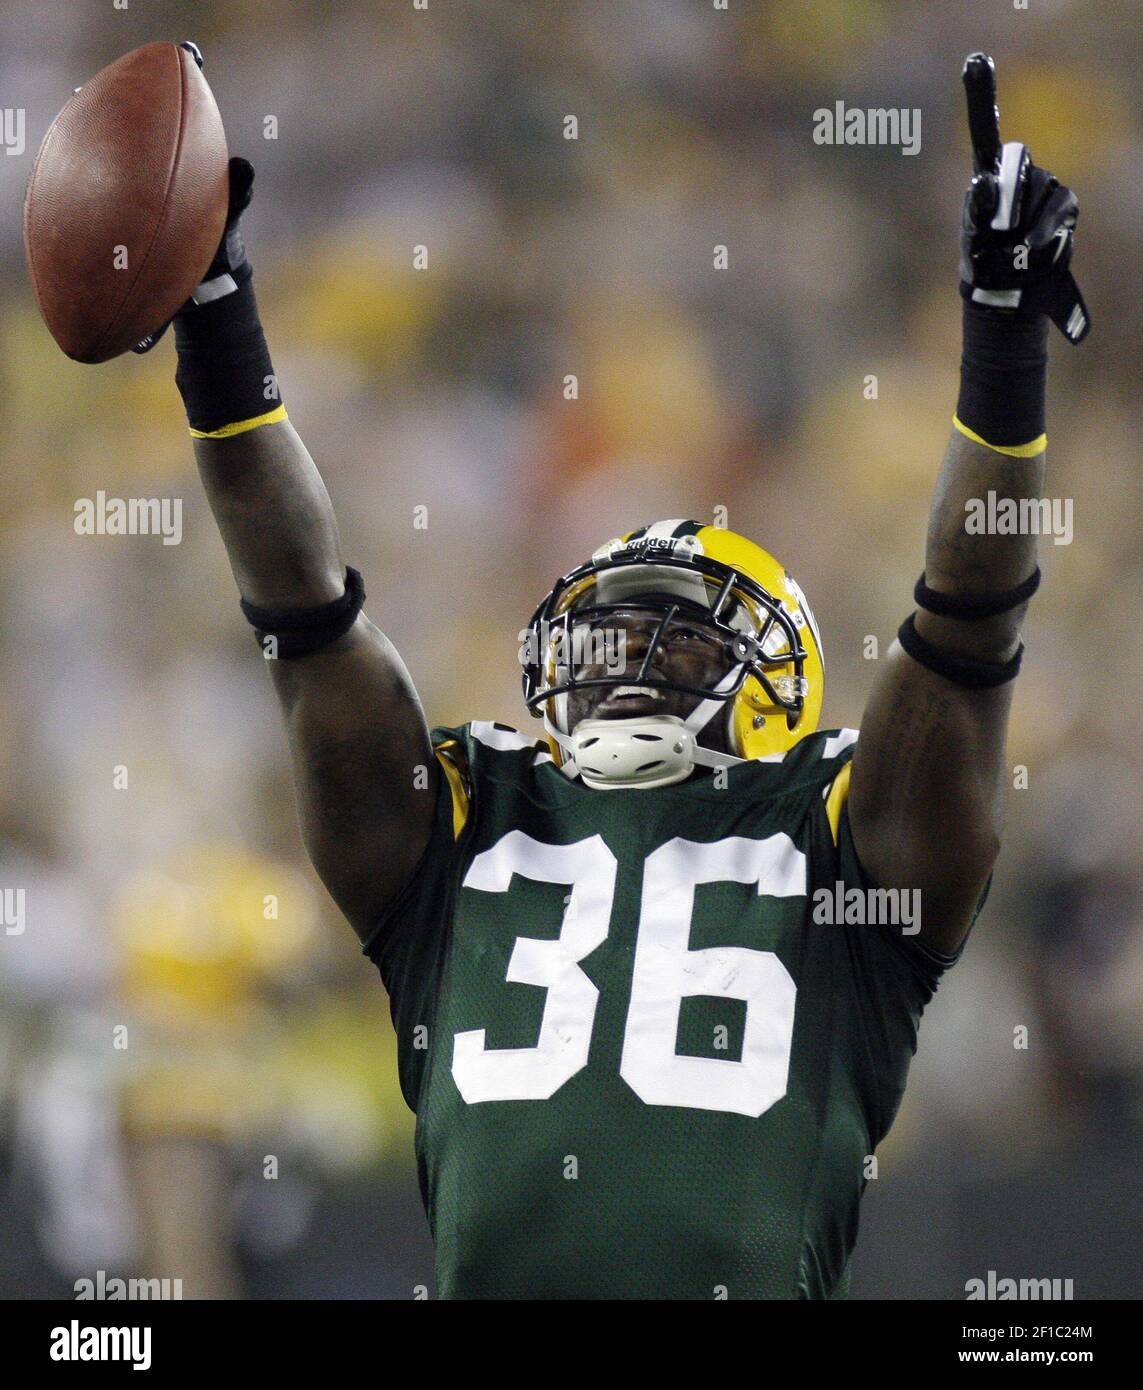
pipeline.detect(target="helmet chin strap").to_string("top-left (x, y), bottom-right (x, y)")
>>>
top-left (544, 665), bottom-right (746, 790)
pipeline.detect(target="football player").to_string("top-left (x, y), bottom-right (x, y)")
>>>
top-left (158, 48), bottom-right (1087, 1297)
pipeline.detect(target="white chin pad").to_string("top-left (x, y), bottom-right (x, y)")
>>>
top-left (569, 717), bottom-right (696, 790)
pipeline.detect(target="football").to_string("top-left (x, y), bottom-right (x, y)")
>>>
top-left (23, 41), bottom-right (229, 364)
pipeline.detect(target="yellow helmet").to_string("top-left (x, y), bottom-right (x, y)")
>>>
top-left (521, 520), bottom-right (824, 787)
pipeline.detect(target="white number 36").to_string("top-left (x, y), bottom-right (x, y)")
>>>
top-left (451, 831), bottom-right (804, 1118)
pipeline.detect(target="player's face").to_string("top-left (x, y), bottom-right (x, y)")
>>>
top-left (564, 608), bottom-right (736, 751)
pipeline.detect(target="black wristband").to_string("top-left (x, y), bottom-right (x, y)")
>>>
top-left (956, 300), bottom-right (1048, 448)
top-left (914, 566), bottom-right (1041, 619)
top-left (174, 276), bottom-right (281, 435)
top-left (898, 613), bottom-right (1023, 688)
top-left (241, 568), bottom-right (366, 659)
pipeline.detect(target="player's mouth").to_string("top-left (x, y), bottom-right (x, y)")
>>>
top-left (592, 684), bottom-right (668, 718)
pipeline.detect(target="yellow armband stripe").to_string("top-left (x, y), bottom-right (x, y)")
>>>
top-left (952, 415), bottom-right (1046, 458)
top-left (189, 405), bottom-right (288, 439)
top-left (435, 741), bottom-right (471, 839)
top-left (824, 762), bottom-right (852, 847)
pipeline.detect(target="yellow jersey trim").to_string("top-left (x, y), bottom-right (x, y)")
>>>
top-left (435, 741), bottom-right (471, 839)
top-left (952, 415), bottom-right (1046, 458)
top-left (189, 405), bottom-right (288, 439)
top-left (824, 762), bottom-right (852, 847)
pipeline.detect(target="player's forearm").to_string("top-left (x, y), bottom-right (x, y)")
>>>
top-left (172, 228), bottom-right (347, 609)
top-left (916, 427), bottom-right (1043, 662)
top-left (913, 300), bottom-right (1049, 664)
top-left (905, 52), bottom-right (1092, 678)
top-left (166, 159), bottom-right (347, 609)
top-left (191, 421), bottom-right (347, 608)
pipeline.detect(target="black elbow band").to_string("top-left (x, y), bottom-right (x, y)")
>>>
top-left (241, 567), bottom-right (365, 659)
top-left (898, 613), bottom-right (1023, 688)
top-left (914, 566), bottom-right (1040, 619)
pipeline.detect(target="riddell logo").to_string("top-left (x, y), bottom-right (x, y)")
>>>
top-left (619, 536), bottom-right (687, 555)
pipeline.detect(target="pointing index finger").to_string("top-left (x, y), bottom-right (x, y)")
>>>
top-left (962, 52), bottom-right (1001, 175)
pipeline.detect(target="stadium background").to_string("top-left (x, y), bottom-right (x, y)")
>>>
top-left (1, 0), bottom-right (1139, 1298)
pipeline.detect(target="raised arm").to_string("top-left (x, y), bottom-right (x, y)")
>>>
top-left (165, 149), bottom-right (437, 941)
top-left (847, 53), bottom-right (1090, 956)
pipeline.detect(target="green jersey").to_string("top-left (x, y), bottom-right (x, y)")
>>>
top-left (365, 720), bottom-right (968, 1299)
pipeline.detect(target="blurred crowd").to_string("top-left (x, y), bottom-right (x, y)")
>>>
top-left (0, 0), bottom-right (1139, 1297)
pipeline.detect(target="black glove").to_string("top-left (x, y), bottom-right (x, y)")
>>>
top-left (959, 52), bottom-right (1090, 345)
top-left (133, 44), bottom-right (254, 353)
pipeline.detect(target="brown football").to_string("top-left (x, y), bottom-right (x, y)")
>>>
top-left (23, 42), bottom-right (229, 364)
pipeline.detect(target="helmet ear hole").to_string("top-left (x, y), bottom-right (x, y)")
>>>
top-left (733, 671), bottom-right (809, 760)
